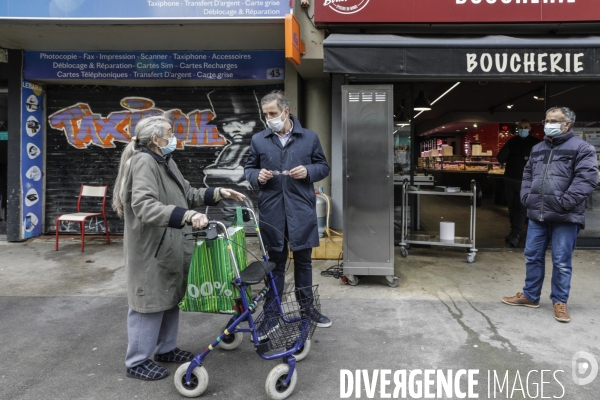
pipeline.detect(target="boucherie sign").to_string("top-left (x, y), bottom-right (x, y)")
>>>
top-left (466, 51), bottom-right (586, 74)
top-left (323, 46), bottom-right (600, 78)
top-left (315, 0), bottom-right (600, 24)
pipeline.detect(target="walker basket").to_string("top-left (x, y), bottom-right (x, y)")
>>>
top-left (255, 285), bottom-right (320, 350)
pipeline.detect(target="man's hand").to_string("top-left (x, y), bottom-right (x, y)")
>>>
top-left (220, 188), bottom-right (246, 201)
top-left (290, 165), bottom-right (308, 180)
top-left (190, 213), bottom-right (209, 229)
top-left (258, 168), bottom-right (274, 183)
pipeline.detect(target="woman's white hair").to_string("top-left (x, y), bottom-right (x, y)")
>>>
top-left (112, 115), bottom-right (171, 217)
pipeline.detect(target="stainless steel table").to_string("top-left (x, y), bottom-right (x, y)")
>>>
top-left (398, 180), bottom-right (478, 263)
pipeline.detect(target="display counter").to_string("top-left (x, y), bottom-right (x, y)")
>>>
top-left (487, 173), bottom-right (507, 205)
top-left (427, 169), bottom-right (492, 198)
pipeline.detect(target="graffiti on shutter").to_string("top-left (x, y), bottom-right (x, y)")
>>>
top-left (45, 85), bottom-right (281, 234)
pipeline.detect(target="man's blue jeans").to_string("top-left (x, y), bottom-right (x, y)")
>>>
top-left (523, 219), bottom-right (580, 305)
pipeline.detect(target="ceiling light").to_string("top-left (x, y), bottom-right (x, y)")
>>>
top-left (533, 90), bottom-right (545, 101)
top-left (430, 82), bottom-right (461, 106)
top-left (394, 111), bottom-right (410, 125)
top-left (507, 104), bottom-right (514, 109)
top-left (441, 126), bottom-right (446, 128)
top-left (394, 100), bottom-right (410, 125)
top-left (464, 127), bottom-right (468, 130)
top-left (414, 90), bottom-right (432, 111)
top-left (412, 83), bottom-right (460, 119)
top-left (473, 123), bottom-right (478, 128)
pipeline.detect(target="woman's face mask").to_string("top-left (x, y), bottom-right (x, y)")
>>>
top-left (159, 136), bottom-right (177, 155)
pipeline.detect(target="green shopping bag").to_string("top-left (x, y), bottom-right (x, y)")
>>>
top-left (179, 207), bottom-right (250, 314)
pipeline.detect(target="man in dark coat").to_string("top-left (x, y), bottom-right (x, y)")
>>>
top-left (497, 119), bottom-right (540, 247)
top-left (245, 91), bottom-right (331, 332)
top-left (502, 107), bottom-right (598, 323)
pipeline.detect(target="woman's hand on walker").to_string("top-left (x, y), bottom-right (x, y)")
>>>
top-left (220, 188), bottom-right (246, 202)
top-left (190, 213), bottom-right (209, 229)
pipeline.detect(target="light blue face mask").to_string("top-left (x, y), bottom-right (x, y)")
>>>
top-left (544, 123), bottom-right (563, 137)
top-left (518, 128), bottom-right (530, 138)
top-left (159, 136), bottom-right (177, 155)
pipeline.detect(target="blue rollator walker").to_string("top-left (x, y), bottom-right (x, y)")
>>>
top-left (174, 207), bottom-right (320, 399)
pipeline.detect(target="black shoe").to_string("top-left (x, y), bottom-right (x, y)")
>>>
top-left (308, 307), bottom-right (332, 328)
top-left (508, 235), bottom-right (520, 248)
top-left (126, 359), bottom-right (168, 381)
top-left (256, 315), bottom-right (280, 341)
top-left (154, 347), bottom-right (194, 363)
top-left (505, 233), bottom-right (513, 242)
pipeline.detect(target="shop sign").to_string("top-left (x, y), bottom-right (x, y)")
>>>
top-left (324, 47), bottom-right (600, 78)
top-left (23, 51), bottom-right (284, 81)
top-left (0, 0), bottom-right (289, 20)
top-left (315, 0), bottom-right (600, 24)
top-left (21, 80), bottom-right (44, 239)
top-left (285, 14), bottom-right (305, 65)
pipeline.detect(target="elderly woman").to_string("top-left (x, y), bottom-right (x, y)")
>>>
top-left (113, 115), bottom-right (244, 381)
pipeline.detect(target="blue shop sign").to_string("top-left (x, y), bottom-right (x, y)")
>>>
top-left (0, 0), bottom-right (288, 19)
top-left (20, 80), bottom-right (45, 239)
top-left (24, 51), bottom-right (285, 81)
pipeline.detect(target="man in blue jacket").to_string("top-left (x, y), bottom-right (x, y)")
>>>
top-left (245, 91), bottom-right (332, 335)
top-left (502, 107), bottom-right (598, 323)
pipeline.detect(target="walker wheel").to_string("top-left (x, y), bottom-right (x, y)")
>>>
top-left (291, 339), bottom-right (311, 362)
top-left (400, 247), bottom-right (408, 258)
top-left (174, 363), bottom-right (209, 398)
top-left (346, 275), bottom-right (359, 286)
top-left (219, 329), bottom-right (243, 351)
top-left (386, 276), bottom-right (399, 288)
top-left (265, 363), bottom-right (298, 400)
top-left (467, 253), bottom-right (476, 263)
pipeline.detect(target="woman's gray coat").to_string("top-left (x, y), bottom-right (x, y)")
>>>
top-left (121, 148), bottom-right (218, 313)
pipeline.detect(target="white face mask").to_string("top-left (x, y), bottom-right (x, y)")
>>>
top-left (266, 110), bottom-right (287, 132)
top-left (544, 123), bottom-right (563, 137)
top-left (159, 136), bottom-right (177, 155)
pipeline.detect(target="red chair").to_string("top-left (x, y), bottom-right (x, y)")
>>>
top-left (55, 185), bottom-right (111, 252)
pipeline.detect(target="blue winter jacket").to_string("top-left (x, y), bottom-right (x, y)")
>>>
top-left (520, 130), bottom-right (598, 228)
top-left (244, 115), bottom-right (330, 252)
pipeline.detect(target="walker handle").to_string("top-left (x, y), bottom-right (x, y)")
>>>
top-left (183, 221), bottom-right (221, 240)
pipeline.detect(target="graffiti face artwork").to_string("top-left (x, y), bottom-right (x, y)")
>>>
top-left (48, 97), bottom-right (227, 149)
top-left (221, 120), bottom-right (257, 144)
top-left (203, 91), bottom-right (265, 191)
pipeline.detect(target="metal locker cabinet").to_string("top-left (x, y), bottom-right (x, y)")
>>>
top-left (342, 85), bottom-right (397, 287)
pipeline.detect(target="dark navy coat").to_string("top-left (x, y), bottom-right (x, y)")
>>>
top-left (245, 115), bottom-right (330, 252)
top-left (521, 130), bottom-right (598, 228)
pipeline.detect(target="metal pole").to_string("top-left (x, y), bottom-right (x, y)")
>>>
top-left (543, 82), bottom-right (548, 113)
top-left (409, 83), bottom-right (417, 235)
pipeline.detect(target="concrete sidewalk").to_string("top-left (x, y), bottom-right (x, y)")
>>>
top-left (0, 237), bottom-right (599, 400)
